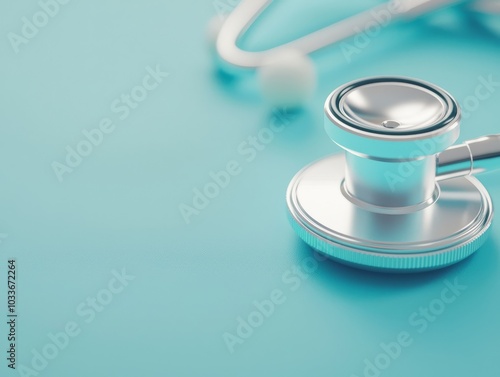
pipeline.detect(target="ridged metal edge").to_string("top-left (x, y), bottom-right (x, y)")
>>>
top-left (287, 210), bottom-right (492, 272)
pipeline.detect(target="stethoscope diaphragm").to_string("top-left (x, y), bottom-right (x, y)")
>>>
top-left (287, 76), bottom-right (497, 272)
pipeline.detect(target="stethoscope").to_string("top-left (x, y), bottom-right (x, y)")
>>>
top-left (209, 0), bottom-right (500, 107)
top-left (287, 76), bottom-right (500, 272)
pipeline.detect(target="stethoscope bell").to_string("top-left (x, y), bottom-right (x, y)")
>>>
top-left (287, 76), bottom-right (499, 272)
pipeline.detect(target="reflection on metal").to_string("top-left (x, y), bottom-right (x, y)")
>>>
top-left (287, 77), bottom-right (498, 272)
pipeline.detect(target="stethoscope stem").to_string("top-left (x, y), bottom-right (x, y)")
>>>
top-left (288, 77), bottom-right (496, 271)
top-left (437, 134), bottom-right (500, 180)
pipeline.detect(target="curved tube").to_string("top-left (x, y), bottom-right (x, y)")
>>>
top-left (215, 0), bottom-right (461, 69)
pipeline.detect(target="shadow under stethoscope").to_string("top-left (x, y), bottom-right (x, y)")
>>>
top-left (287, 235), bottom-right (499, 335)
top-left (211, 66), bottom-right (262, 104)
top-left (210, 63), bottom-right (321, 142)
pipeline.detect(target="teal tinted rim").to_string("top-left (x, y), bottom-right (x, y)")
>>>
top-left (287, 210), bottom-right (491, 272)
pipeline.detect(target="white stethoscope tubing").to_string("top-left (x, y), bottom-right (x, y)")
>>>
top-left (216, 0), bottom-right (462, 70)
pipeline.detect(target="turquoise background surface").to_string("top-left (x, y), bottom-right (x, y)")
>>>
top-left (1, 1), bottom-right (500, 376)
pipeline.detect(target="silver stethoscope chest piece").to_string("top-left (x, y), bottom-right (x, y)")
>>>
top-left (287, 77), bottom-right (499, 272)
